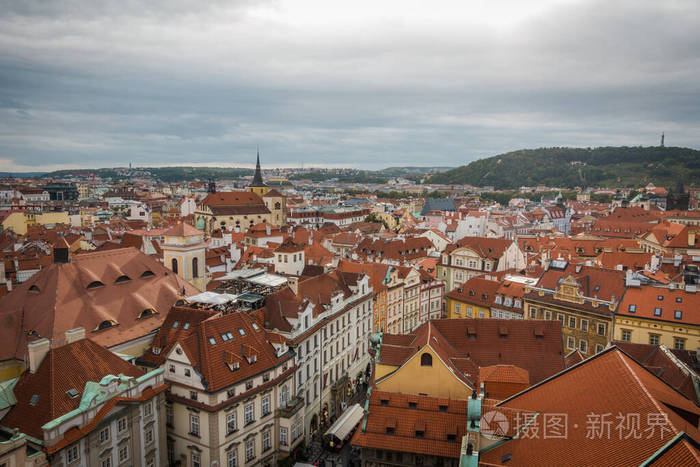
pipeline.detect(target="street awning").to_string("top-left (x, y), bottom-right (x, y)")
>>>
top-left (324, 403), bottom-right (364, 441)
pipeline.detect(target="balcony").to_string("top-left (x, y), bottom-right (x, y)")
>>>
top-left (276, 396), bottom-right (304, 419)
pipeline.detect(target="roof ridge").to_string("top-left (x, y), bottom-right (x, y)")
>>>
top-left (615, 350), bottom-right (680, 437)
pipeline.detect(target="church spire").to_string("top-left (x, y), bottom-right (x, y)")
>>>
top-left (250, 147), bottom-right (266, 188)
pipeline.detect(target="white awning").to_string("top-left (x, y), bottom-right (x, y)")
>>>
top-left (186, 291), bottom-right (238, 305)
top-left (324, 403), bottom-right (364, 441)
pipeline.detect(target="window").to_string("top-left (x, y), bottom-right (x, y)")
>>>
top-left (262, 395), bottom-right (271, 416)
top-left (262, 430), bottom-right (271, 451)
top-left (579, 340), bottom-right (588, 353)
top-left (192, 452), bottom-right (200, 467)
top-left (557, 314), bottom-right (564, 324)
top-left (280, 385), bottom-right (289, 408)
top-left (649, 334), bottom-right (660, 346)
top-left (246, 438), bottom-right (255, 462)
top-left (185, 368), bottom-right (191, 377)
top-left (118, 445), bottom-right (129, 463)
top-left (596, 344), bottom-right (604, 353)
top-left (67, 445), bottom-right (79, 463)
top-left (118, 417), bottom-right (127, 433)
top-left (597, 323), bottom-right (606, 336)
top-left (628, 304), bottom-right (636, 313)
top-left (227, 412), bottom-right (237, 434)
top-left (245, 403), bottom-right (254, 425)
top-left (166, 404), bottom-right (174, 426)
top-left (674, 337), bottom-right (685, 350)
top-left (545, 310), bottom-right (552, 320)
top-left (568, 316), bottom-right (576, 328)
top-left (169, 364), bottom-right (176, 373)
top-left (420, 353), bottom-right (432, 367)
top-left (280, 427), bottom-right (288, 446)
top-left (621, 329), bottom-right (631, 342)
top-left (674, 310), bottom-right (683, 320)
top-left (190, 414), bottom-right (200, 437)
top-left (529, 309), bottom-right (536, 318)
top-left (567, 336), bottom-right (575, 350)
top-left (192, 257), bottom-right (199, 278)
top-left (454, 303), bottom-right (460, 315)
top-left (190, 391), bottom-right (198, 401)
top-left (657, 295), bottom-right (664, 301)
top-left (145, 427), bottom-right (154, 445)
top-left (654, 307), bottom-right (662, 317)
top-left (227, 450), bottom-right (238, 467)
top-left (99, 426), bottom-right (110, 444)
top-left (101, 458), bottom-right (111, 467)
top-left (144, 401), bottom-right (152, 417)
top-left (676, 297), bottom-right (682, 303)
top-left (581, 320), bottom-right (588, 332)
top-left (171, 258), bottom-right (178, 274)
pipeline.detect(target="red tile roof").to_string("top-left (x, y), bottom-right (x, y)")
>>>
top-left (0, 247), bottom-right (199, 362)
top-left (482, 347), bottom-right (700, 466)
top-left (351, 390), bottom-right (468, 459)
top-left (618, 285), bottom-right (700, 326)
top-left (2, 338), bottom-right (144, 439)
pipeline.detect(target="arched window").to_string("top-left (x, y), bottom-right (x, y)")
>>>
top-left (171, 258), bottom-right (178, 274)
top-left (420, 353), bottom-right (432, 367)
top-left (192, 257), bottom-right (199, 278)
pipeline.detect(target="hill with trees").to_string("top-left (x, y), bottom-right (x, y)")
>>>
top-left (427, 146), bottom-right (700, 189)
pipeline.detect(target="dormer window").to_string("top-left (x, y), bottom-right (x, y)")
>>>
top-left (29, 284), bottom-right (40, 293)
top-left (139, 309), bottom-right (155, 319)
top-left (96, 320), bottom-right (115, 331)
top-left (140, 270), bottom-right (155, 278)
top-left (115, 275), bottom-right (131, 283)
top-left (87, 281), bottom-right (104, 289)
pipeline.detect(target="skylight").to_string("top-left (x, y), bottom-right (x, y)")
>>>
top-left (239, 329), bottom-right (246, 336)
top-left (173, 321), bottom-right (179, 329)
top-left (209, 337), bottom-right (217, 345)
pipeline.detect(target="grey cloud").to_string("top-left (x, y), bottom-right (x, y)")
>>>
top-left (0, 0), bottom-right (698, 171)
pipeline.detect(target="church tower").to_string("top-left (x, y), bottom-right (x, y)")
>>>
top-left (249, 149), bottom-right (270, 198)
top-left (161, 222), bottom-right (207, 292)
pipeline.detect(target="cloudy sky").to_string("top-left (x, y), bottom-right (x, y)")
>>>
top-left (0, 0), bottom-right (698, 171)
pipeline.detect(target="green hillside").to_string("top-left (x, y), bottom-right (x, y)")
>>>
top-left (427, 146), bottom-right (700, 189)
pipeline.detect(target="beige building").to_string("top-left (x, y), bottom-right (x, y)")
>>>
top-left (161, 222), bottom-right (207, 292)
top-left (155, 309), bottom-right (303, 466)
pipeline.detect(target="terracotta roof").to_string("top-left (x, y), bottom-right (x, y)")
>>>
top-left (444, 236), bottom-right (513, 260)
top-left (201, 191), bottom-right (265, 207)
top-left (2, 338), bottom-right (144, 439)
top-left (163, 222), bottom-right (203, 237)
top-left (612, 341), bottom-right (700, 404)
top-left (351, 390), bottom-right (467, 459)
top-left (618, 285), bottom-right (700, 326)
top-left (381, 319), bottom-right (565, 386)
top-left (176, 311), bottom-right (291, 392)
top-left (354, 236), bottom-right (433, 262)
top-left (0, 247), bottom-right (199, 362)
top-left (445, 276), bottom-right (501, 308)
top-left (482, 347), bottom-right (700, 467)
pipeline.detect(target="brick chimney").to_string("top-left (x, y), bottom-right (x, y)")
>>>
top-left (288, 276), bottom-right (299, 295)
top-left (27, 338), bottom-right (50, 373)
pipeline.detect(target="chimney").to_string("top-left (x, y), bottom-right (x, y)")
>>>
top-left (65, 327), bottom-right (86, 343)
top-left (265, 223), bottom-right (271, 236)
top-left (27, 338), bottom-right (50, 373)
top-left (689, 231), bottom-right (696, 247)
top-left (53, 237), bottom-right (70, 264)
top-left (288, 276), bottom-right (299, 295)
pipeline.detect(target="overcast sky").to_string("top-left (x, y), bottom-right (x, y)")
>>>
top-left (0, 0), bottom-right (698, 171)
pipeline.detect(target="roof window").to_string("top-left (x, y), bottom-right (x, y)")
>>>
top-left (138, 308), bottom-right (155, 319)
top-left (209, 337), bottom-right (217, 345)
top-left (628, 304), bottom-right (636, 313)
top-left (140, 270), bottom-right (155, 278)
top-left (654, 308), bottom-right (662, 317)
top-left (674, 310), bottom-right (683, 320)
top-left (87, 281), bottom-right (104, 289)
top-left (658, 295), bottom-right (664, 301)
top-left (115, 275), bottom-right (131, 283)
top-left (29, 284), bottom-right (40, 293)
top-left (676, 297), bottom-right (682, 303)
top-left (173, 321), bottom-right (179, 329)
top-left (239, 328), bottom-right (246, 336)
top-left (66, 388), bottom-right (80, 399)
top-left (184, 323), bottom-right (190, 330)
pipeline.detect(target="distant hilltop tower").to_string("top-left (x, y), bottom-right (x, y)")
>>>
top-left (207, 178), bottom-right (216, 194)
top-left (660, 132), bottom-right (665, 147)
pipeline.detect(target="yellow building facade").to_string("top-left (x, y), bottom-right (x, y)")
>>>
top-left (375, 343), bottom-right (471, 399)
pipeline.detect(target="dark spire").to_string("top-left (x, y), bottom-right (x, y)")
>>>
top-left (250, 147), bottom-right (267, 187)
